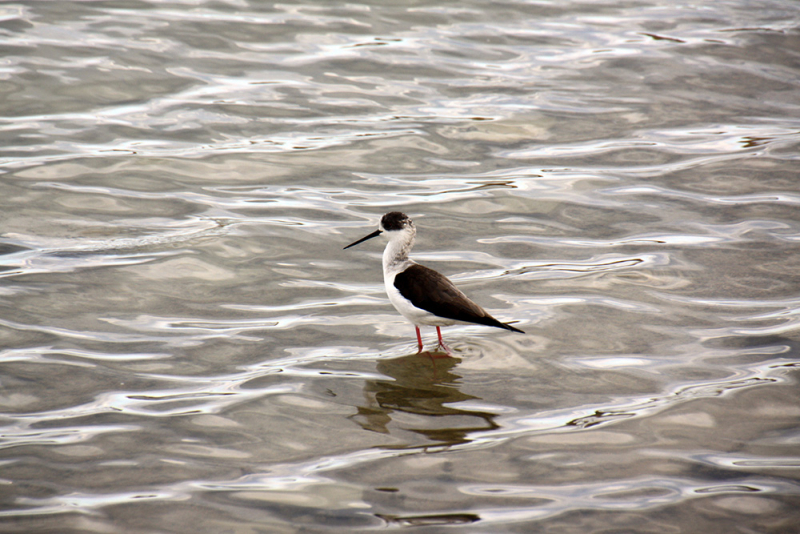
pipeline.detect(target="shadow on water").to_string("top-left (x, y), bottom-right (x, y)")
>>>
top-left (351, 352), bottom-right (499, 447)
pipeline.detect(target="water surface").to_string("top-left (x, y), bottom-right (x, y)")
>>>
top-left (1, 0), bottom-right (799, 532)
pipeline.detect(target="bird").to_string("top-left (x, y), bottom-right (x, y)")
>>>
top-left (344, 211), bottom-right (524, 355)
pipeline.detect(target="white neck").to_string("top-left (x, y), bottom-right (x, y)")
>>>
top-left (382, 228), bottom-right (415, 276)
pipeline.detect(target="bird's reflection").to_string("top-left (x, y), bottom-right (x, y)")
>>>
top-left (351, 352), bottom-right (498, 448)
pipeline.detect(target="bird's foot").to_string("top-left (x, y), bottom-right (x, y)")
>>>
top-left (434, 342), bottom-right (453, 358)
top-left (435, 327), bottom-right (454, 357)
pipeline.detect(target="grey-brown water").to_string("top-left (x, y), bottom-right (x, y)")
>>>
top-left (2, 1), bottom-right (799, 532)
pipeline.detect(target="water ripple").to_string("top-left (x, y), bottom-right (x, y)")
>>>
top-left (2, 0), bottom-right (799, 530)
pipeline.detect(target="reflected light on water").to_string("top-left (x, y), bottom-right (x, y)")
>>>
top-left (1, 0), bottom-right (799, 531)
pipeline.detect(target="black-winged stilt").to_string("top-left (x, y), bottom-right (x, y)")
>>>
top-left (344, 212), bottom-right (524, 354)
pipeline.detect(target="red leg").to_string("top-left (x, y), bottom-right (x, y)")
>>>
top-left (415, 326), bottom-right (423, 353)
top-left (436, 326), bottom-right (453, 356)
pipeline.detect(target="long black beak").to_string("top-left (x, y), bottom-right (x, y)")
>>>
top-left (344, 229), bottom-right (382, 250)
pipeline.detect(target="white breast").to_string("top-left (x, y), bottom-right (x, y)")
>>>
top-left (380, 225), bottom-right (458, 327)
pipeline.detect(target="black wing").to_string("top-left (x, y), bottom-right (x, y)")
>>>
top-left (394, 264), bottom-right (524, 333)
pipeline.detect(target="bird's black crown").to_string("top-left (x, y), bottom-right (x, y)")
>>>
top-left (381, 212), bottom-right (411, 231)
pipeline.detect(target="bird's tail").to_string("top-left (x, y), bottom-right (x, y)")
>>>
top-left (476, 314), bottom-right (525, 333)
top-left (502, 322), bottom-right (524, 334)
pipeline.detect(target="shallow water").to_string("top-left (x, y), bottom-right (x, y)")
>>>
top-left (1, 0), bottom-right (799, 532)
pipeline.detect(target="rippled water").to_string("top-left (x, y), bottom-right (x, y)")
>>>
top-left (2, 1), bottom-right (799, 532)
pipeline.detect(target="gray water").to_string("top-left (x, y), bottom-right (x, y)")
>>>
top-left (1, 1), bottom-right (799, 532)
